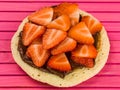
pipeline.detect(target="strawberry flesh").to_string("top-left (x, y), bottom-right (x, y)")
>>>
top-left (68, 22), bottom-right (94, 44)
top-left (82, 16), bottom-right (102, 34)
top-left (22, 22), bottom-right (45, 46)
top-left (54, 3), bottom-right (79, 26)
top-left (47, 14), bottom-right (71, 31)
top-left (51, 37), bottom-right (77, 55)
top-left (71, 57), bottom-right (94, 68)
top-left (42, 29), bottom-right (67, 49)
top-left (26, 39), bottom-right (50, 67)
top-left (28, 7), bottom-right (53, 26)
top-left (71, 44), bottom-right (97, 59)
top-left (47, 53), bottom-right (71, 72)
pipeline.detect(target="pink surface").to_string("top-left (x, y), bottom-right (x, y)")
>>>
top-left (0, 0), bottom-right (120, 89)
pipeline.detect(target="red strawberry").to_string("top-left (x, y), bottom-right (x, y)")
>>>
top-left (47, 53), bottom-right (71, 72)
top-left (82, 16), bottom-right (102, 34)
top-left (54, 3), bottom-right (79, 26)
top-left (47, 14), bottom-right (71, 31)
top-left (22, 22), bottom-right (45, 46)
top-left (28, 7), bottom-right (53, 26)
top-left (71, 57), bottom-right (94, 68)
top-left (71, 44), bottom-right (97, 59)
top-left (68, 22), bottom-right (94, 44)
top-left (51, 37), bottom-right (77, 55)
top-left (26, 39), bottom-right (50, 67)
top-left (42, 29), bottom-right (67, 49)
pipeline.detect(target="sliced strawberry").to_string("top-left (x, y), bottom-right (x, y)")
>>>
top-left (47, 53), bottom-right (71, 72)
top-left (71, 44), bottom-right (97, 59)
top-left (68, 22), bottom-right (94, 44)
top-left (51, 37), bottom-right (77, 55)
top-left (26, 38), bottom-right (42, 58)
top-left (28, 7), bottom-right (53, 26)
top-left (47, 14), bottom-right (71, 31)
top-left (42, 29), bottom-right (67, 49)
top-left (54, 3), bottom-right (79, 26)
top-left (82, 16), bottom-right (102, 34)
top-left (71, 57), bottom-right (94, 68)
top-left (69, 9), bottom-right (80, 26)
top-left (26, 39), bottom-right (50, 67)
top-left (22, 22), bottom-right (45, 46)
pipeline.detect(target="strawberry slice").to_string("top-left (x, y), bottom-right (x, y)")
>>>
top-left (51, 37), bottom-right (77, 55)
top-left (22, 22), bottom-right (45, 46)
top-left (68, 22), bottom-right (94, 44)
top-left (42, 29), bottom-right (67, 49)
top-left (26, 39), bottom-right (50, 67)
top-left (71, 44), bottom-right (97, 68)
top-left (47, 53), bottom-right (71, 72)
top-left (71, 57), bottom-right (94, 68)
top-left (82, 16), bottom-right (102, 34)
top-left (47, 14), bottom-right (71, 31)
top-left (71, 44), bottom-right (97, 59)
top-left (28, 7), bottom-right (53, 26)
top-left (54, 3), bottom-right (79, 26)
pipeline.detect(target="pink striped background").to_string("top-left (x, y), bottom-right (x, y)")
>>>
top-left (0, 0), bottom-right (120, 89)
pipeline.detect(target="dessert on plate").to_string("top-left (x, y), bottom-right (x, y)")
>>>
top-left (11, 3), bottom-right (110, 87)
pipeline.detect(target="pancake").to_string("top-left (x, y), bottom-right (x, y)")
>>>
top-left (11, 9), bottom-right (110, 87)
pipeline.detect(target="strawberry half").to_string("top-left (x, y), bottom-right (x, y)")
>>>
top-left (28, 7), bottom-right (53, 26)
top-left (71, 44), bottom-right (97, 59)
top-left (42, 29), bottom-right (67, 49)
top-left (71, 57), bottom-right (94, 68)
top-left (22, 22), bottom-right (45, 46)
top-left (26, 39), bottom-right (50, 67)
top-left (47, 14), bottom-right (71, 31)
top-left (54, 2), bottom-right (79, 26)
top-left (82, 16), bottom-right (102, 34)
top-left (68, 22), bottom-right (94, 44)
top-left (47, 53), bottom-right (71, 72)
top-left (51, 37), bottom-right (77, 55)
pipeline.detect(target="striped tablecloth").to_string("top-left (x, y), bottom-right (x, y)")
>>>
top-left (0, 0), bottom-right (120, 90)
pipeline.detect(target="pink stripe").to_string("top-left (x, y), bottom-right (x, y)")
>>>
top-left (77, 76), bottom-right (120, 87)
top-left (98, 64), bottom-right (120, 76)
top-left (0, 0), bottom-right (120, 2)
top-left (0, 52), bottom-right (14, 63)
top-left (107, 32), bottom-right (120, 41)
top-left (0, 12), bottom-right (30, 21)
top-left (0, 40), bottom-right (10, 51)
top-left (103, 23), bottom-right (120, 32)
top-left (0, 32), bottom-right (14, 40)
top-left (90, 13), bottom-right (120, 22)
top-left (110, 41), bottom-right (120, 52)
top-left (0, 64), bottom-right (119, 76)
top-left (107, 53), bottom-right (120, 63)
top-left (0, 64), bottom-right (26, 75)
top-left (0, 88), bottom-right (120, 90)
top-left (0, 76), bottom-right (119, 87)
top-left (0, 76), bottom-right (48, 87)
top-left (0, 22), bottom-right (20, 31)
top-left (0, 2), bottom-right (56, 12)
top-left (0, 12), bottom-right (120, 21)
top-left (0, 3), bottom-right (120, 12)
